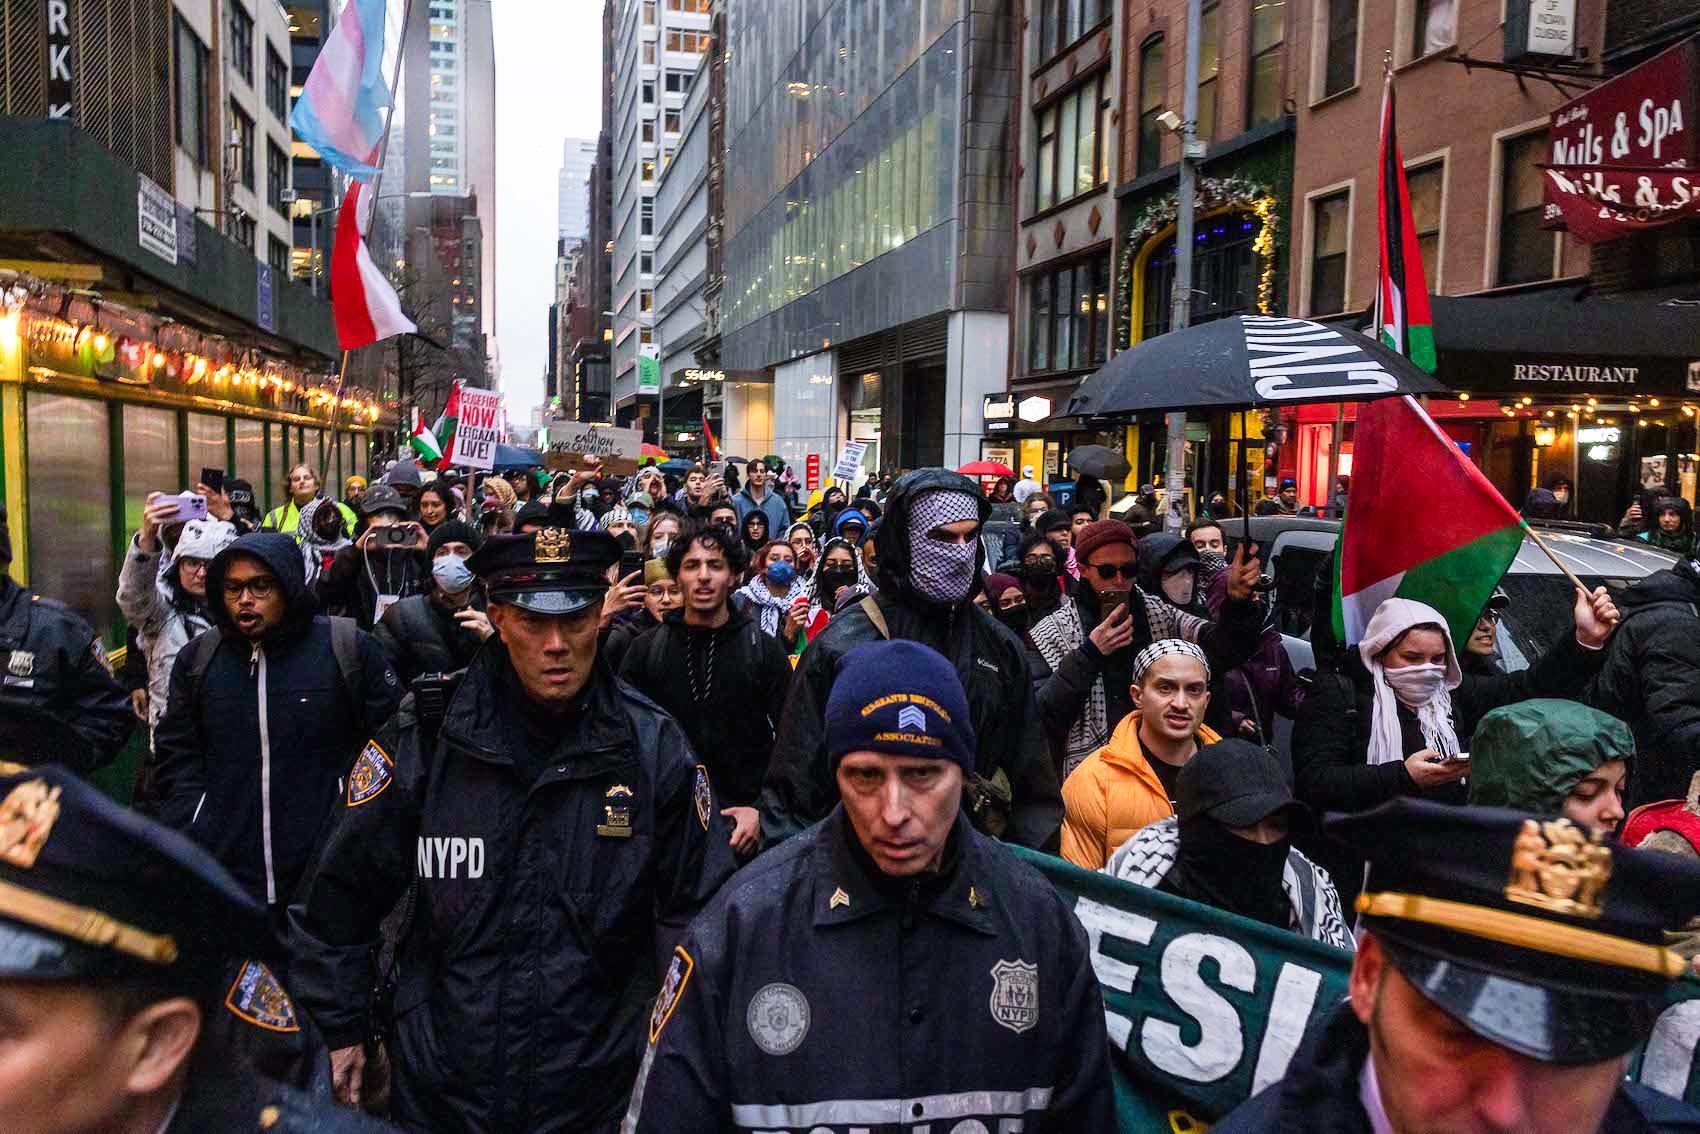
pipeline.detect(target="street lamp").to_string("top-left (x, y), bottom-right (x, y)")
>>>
top-left (299, 190), bottom-right (433, 296)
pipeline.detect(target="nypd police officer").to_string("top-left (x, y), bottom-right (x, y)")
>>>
top-left (625, 639), bottom-right (1116, 1133)
top-left (288, 526), bottom-right (739, 1132)
top-left (0, 763), bottom-right (390, 1133)
top-left (1216, 797), bottom-right (1700, 1132)
top-left (0, 504), bottom-right (134, 771)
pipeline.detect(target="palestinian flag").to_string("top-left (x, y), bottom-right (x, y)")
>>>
top-left (701, 412), bottom-right (720, 462)
top-left (431, 383), bottom-right (461, 468)
top-left (1335, 396), bottom-right (1523, 648)
top-left (1375, 73), bottom-right (1436, 373)
top-left (407, 422), bottom-right (444, 465)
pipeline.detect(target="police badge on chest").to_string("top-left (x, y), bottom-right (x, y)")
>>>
top-left (598, 783), bottom-right (635, 838)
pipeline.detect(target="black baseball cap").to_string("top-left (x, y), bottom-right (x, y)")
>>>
top-left (360, 483), bottom-right (408, 518)
top-left (0, 764), bottom-right (274, 980)
top-left (1176, 739), bottom-right (1308, 830)
top-left (1333, 798), bottom-right (1700, 1064)
top-left (467, 527), bottom-right (619, 615)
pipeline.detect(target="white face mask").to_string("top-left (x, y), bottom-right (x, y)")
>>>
top-left (1161, 568), bottom-right (1197, 607)
top-left (1383, 661), bottom-right (1448, 708)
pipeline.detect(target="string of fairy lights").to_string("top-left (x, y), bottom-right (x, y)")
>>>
top-left (0, 273), bottom-right (386, 425)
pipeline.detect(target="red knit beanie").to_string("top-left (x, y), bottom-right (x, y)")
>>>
top-left (1073, 519), bottom-right (1137, 563)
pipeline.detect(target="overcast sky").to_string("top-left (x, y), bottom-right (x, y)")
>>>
top-left (493, 0), bottom-right (603, 420)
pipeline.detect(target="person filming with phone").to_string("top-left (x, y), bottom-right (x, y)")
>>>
top-left (317, 483), bottom-right (430, 630)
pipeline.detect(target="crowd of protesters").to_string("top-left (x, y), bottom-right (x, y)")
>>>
top-left (3, 445), bottom-right (1700, 1133)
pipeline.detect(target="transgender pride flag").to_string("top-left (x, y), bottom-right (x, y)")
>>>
top-left (289, 0), bottom-right (394, 181)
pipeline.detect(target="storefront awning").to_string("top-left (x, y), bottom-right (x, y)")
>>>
top-left (1327, 283), bottom-right (1700, 399)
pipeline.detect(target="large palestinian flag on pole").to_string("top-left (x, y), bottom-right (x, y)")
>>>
top-left (1375, 72), bottom-right (1436, 373)
top-left (1336, 396), bottom-right (1523, 647)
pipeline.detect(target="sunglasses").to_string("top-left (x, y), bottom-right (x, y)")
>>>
top-left (1090, 563), bottom-right (1139, 581)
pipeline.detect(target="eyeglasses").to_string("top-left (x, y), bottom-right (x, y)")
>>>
top-left (177, 558), bottom-right (209, 574)
top-left (1023, 557), bottom-right (1056, 571)
top-left (1090, 562), bottom-right (1139, 581)
top-left (223, 577), bottom-right (279, 599)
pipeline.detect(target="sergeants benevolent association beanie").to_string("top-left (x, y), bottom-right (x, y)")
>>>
top-left (825, 640), bottom-right (976, 773)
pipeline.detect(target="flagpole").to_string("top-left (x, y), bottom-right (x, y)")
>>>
top-left (1519, 520), bottom-right (1592, 595)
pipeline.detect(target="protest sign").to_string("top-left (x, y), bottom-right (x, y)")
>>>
top-left (543, 420), bottom-right (644, 476)
top-left (449, 387), bottom-right (504, 470)
top-left (1010, 847), bottom-right (1700, 1130)
top-left (832, 440), bottom-right (869, 482)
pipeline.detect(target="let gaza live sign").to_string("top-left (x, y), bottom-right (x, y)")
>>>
top-left (450, 387), bottom-right (505, 471)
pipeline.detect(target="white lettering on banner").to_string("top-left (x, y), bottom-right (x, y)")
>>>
top-left (451, 389), bottom-right (505, 471)
top-left (1075, 897), bottom-right (1156, 1049)
top-left (1239, 317), bottom-right (1399, 401)
top-left (1143, 934), bottom-right (1256, 1084)
top-left (416, 836), bottom-right (485, 879)
top-left (1251, 963), bottom-right (1324, 1094)
top-left (1640, 1000), bottom-right (1700, 1099)
top-left (45, 0), bottom-right (72, 118)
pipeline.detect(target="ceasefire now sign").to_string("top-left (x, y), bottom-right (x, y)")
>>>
top-left (450, 388), bottom-right (505, 471)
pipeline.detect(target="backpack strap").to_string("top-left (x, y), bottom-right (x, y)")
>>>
top-left (183, 625), bottom-right (226, 700)
top-left (859, 595), bottom-right (890, 640)
top-left (326, 616), bottom-right (365, 731)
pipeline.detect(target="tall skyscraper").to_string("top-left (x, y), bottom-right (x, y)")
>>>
top-left (559, 137), bottom-right (597, 240)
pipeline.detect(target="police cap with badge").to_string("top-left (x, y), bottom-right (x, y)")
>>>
top-left (468, 526), bottom-right (621, 615)
top-left (1336, 797), bottom-right (1700, 1065)
top-left (0, 762), bottom-right (274, 981)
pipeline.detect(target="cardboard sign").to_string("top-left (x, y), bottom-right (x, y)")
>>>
top-left (832, 440), bottom-right (869, 482)
top-left (451, 387), bottom-right (505, 471)
top-left (543, 420), bottom-right (643, 476)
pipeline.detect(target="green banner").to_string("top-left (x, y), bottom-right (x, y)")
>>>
top-left (1010, 847), bottom-right (1700, 1130)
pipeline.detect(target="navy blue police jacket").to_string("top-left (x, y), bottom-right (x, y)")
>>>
top-left (625, 805), bottom-right (1117, 1133)
top-left (0, 575), bottom-right (134, 773)
top-left (287, 640), bottom-right (739, 1133)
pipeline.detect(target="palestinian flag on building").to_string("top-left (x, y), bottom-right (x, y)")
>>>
top-left (1335, 396), bottom-right (1524, 648)
top-left (407, 421), bottom-right (444, 465)
top-left (701, 412), bottom-right (720, 462)
top-left (1375, 73), bottom-right (1436, 373)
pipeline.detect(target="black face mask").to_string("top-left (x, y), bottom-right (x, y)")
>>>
top-left (818, 566), bottom-right (858, 604)
top-left (1162, 814), bottom-right (1291, 930)
top-left (994, 604), bottom-right (1031, 634)
top-left (1022, 561), bottom-right (1061, 595)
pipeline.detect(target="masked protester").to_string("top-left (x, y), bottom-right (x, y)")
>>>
top-left (297, 497), bottom-right (352, 591)
top-left (1103, 738), bottom-right (1351, 948)
top-left (982, 571), bottom-right (1029, 634)
top-left (759, 469), bottom-right (1064, 850)
top-left (800, 538), bottom-right (865, 642)
top-left (372, 520), bottom-right (493, 686)
top-left (1016, 531), bottom-right (1067, 620)
top-left (1295, 590), bottom-right (1619, 910)
top-left (1137, 532), bottom-right (1210, 618)
top-left (734, 540), bottom-right (808, 645)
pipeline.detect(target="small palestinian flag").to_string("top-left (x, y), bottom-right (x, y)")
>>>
top-left (407, 422), bottom-right (444, 465)
top-left (1375, 72), bottom-right (1436, 374)
top-left (430, 382), bottom-right (462, 467)
top-left (1335, 396), bottom-right (1523, 648)
top-left (701, 412), bottom-right (720, 463)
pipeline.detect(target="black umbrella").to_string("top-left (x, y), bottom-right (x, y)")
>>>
top-left (1065, 314), bottom-right (1448, 417)
top-left (1066, 445), bottom-right (1131, 482)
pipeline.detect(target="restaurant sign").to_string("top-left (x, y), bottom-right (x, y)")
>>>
top-left (1544, 40), bottom-right (1700, 241)
top-left (1442, 352), bottom-right (1700, 398)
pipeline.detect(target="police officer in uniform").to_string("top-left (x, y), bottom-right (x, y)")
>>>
top-left (289, 526), bottom-right (739, 1133)
top-left (0, 762), bottom-right (389, 1132)
top-left (625, 639), bottom-right (1116, 1133)
top-left (1216, 797), bottom-right (1700, 1132)
top-left (0, 504), bottom-right (134, 771)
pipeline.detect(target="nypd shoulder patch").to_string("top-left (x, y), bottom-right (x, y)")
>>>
top-left (346, 741), bottom-right (393, 808)
top-left (650, 945), bottom-right (694, 1045)
top-left (225, 960), bottom-right (299, 1033)
top-left (693, 765), bottom-right (712, 831)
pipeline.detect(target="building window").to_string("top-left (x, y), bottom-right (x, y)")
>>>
top-left (232, 211), bottom-right (257, 252)
top-left (642, 158), bottom-right (656, 181)
top-left (640, 289), bottom-right (654, 312)
top-left (643, 40), bottom-right (656, 64)
top-left (643, 0), bottom-right (656, 24)
top-left (665, 29), bottom-right (710, 52)
top-left (642, 119), bottom-right (656, 143)
top-left (175, 17), bottom-right (210, 167)
top-left (265, 44), bottom-right (289, 119)
top-left (664, 108), bottom-right (681, 134)
top-left (227, 1), bottom-right (254, 84)
top-left (1411, 0), bottom-right (1455, 59)
top-left (1406, 160), bottom-right (1443, 285)
top-left (1248, 0), bottom-right (1286, 127)
top-left (1027, 252), bottom-right (1110, 374)
top-left (667, 0), bottom-right (711, 11)
top-left (664, 68), bottom-right (695, 94)
top-left (1196, 3), bottom-right (1220, 142)
top-left (642, 81), bottom-right (655, 105)
top-left (1137, 37), bottom-right (1166, 177)
top-left (640, 327), bottom-right (653, 344)
top-left (1139, 212), bottom-right (1261, 341)
top-left (1034, 73), bottom-right (1109, 211)
top-left (1036, 0), bottom-right (1107, 65)
top-left (1497, 131), bottom-right (1552, 285)
top-left (268, 235), bottom-right (290, 274)
top-left (267, 140), bottom-right (288, 215)
top-left (640, 251), bottom-right (653, 274)
top-left (640, 198), bottom-right (654, 236)
top-left (1323, 0), bottom-right (1357, 97)
top-left (229, 101), bottom-right (256, 189)
top-left (1309, 189), bottom-right (1349, 315)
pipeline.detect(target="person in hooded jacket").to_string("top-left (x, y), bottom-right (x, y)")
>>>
top-left (1295, 590), bottom-right (1618, 910)
top-left (373, 520), bottom-right (493, 687)
top-left (0, 505), bottom-right (134, 773)
top-left (1637, 496), bottom-right (1696, 555)
top-left (288, 526), bottom-right (738, 1132)
top-left (1014, 529), bottom-right (1069, 621)
top-left (1467, 699), bottom-right (1632, 838)
top-left (297, 496), bottom-right (352, 591)
top-left (151, 532), bottom-right (401, 923)
top-left (758, 468), bottom-right (1065, 850)
top-left (1590, 553), bottom-right (1700, 809)
top-left (805, 484), bottom-right (849, 538)
top-left (798, 537), bottom-right (866, 642)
